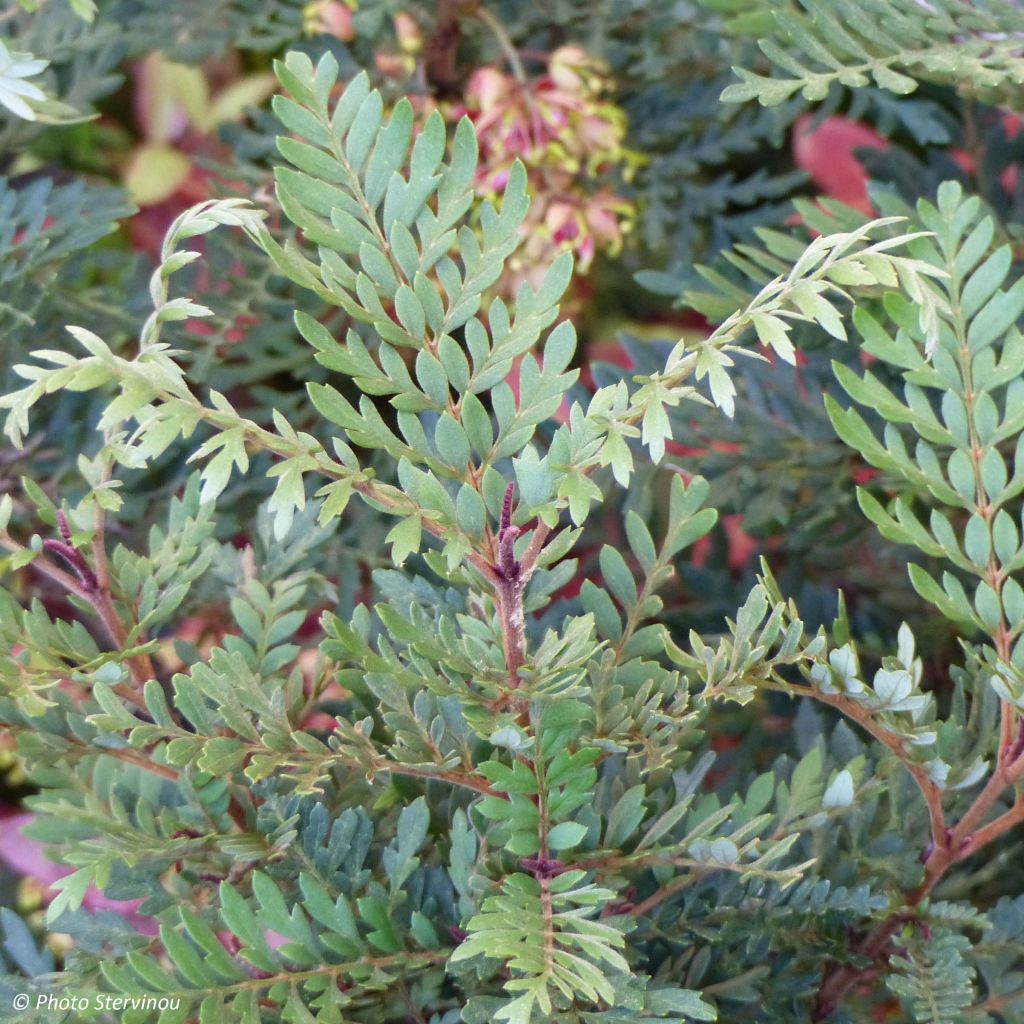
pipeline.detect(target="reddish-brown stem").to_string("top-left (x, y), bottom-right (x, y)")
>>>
top-left (27, 539), bottom-right (94, 603)
top-left (86, 486), bottom-right (158, 690)
top-left (817, 250), bottom-right (1024, 1016)
top-left (809, 584), bottom-right (1021, 1017)
top-left (999, 664), bottom-right (1015, 757)
top-left (494, 578), bottom-right (526, 685)
top-left (42, 537), bottom-right (99, 592)
top-left (383, 762), bottom-right (499, 798)
top-left (89, 488), bottom-right (111, 595)
top-left (4, 521), bottom-right (155, 709)
top-left (519, 522), bottom-right (551, 583)
top-left (814, 716), bottom-right (1024, 1016)
top-left (818, 264), bottom-right (1024, 1014)
top-left (626, 875), bottom-right (696, 919)
top-left (105, 745), bottom-right (180, 782)
top-left (3, 721), bottom-right (179, 783)
top-left (961, 792), bottom-right (1024, 854)
top-left (778, 684), bottom-right (948, 852)
top-left (492, 484), bottom-right (529, 686)
top-left (350, 479), bottom-right (500, 585)
top-left (7, 542), bottom-right (148, 711)
top-left (94, 588), bottom-right (156, 693)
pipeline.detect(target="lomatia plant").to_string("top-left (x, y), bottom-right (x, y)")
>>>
top-left (8, 44), bottom-right (1024, 1024)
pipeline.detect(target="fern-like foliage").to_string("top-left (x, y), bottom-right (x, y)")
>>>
top-left (661, 177), bottom-right (1024, 1017)
top-left (107, 0), bottom-right (307, 62)
top-left (0, 176), bottom-right (132, 385)
top-left (722, 0), bottom-right (1024, 107)
top-left (94, 802), bottom-right (451, 1024)
top-left (264, 55), bottom-right (552, 359)
top-left (0, 51), bottom-right (872, 1020)
top-left (0, 4), bottom-right (124, 150)
top-left (451, 871), bottom-right (628, 1024)
top-left (628, 77), bottom-right (806, 295)
top-left (0, 907), bottom-right (54, 1009)
top-left (11, 12), bottom-right (1024, 1018)
top-left (822, 183), bottom-right (1024, 687)
top-left (971, 896), bottom-right (1024, 1022)
top-left (888, 929), bottom-right (976, 1023)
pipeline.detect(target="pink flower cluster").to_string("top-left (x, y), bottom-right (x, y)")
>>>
top-left (310, 8), bottom-right (636, 292)
top-left (453, 46), bottom-right (637, 284)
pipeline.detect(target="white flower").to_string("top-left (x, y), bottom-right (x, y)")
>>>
top-left (0, 39), bottom-right (49, 121)
top-left (822, 769), bottom-right (855, 810)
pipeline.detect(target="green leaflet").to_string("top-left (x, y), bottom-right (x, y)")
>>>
top-left (721, 0), bottom-right (1024, 108)
top-left (824, 183), bottom-right (1024, 680)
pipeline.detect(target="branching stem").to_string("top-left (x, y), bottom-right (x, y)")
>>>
top-left (2, 531), bottom-right (149, 712)
top-left (812, 221), bottom-right (1024, 1020)
top-left (494, 482), bottom-right (528, 686)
